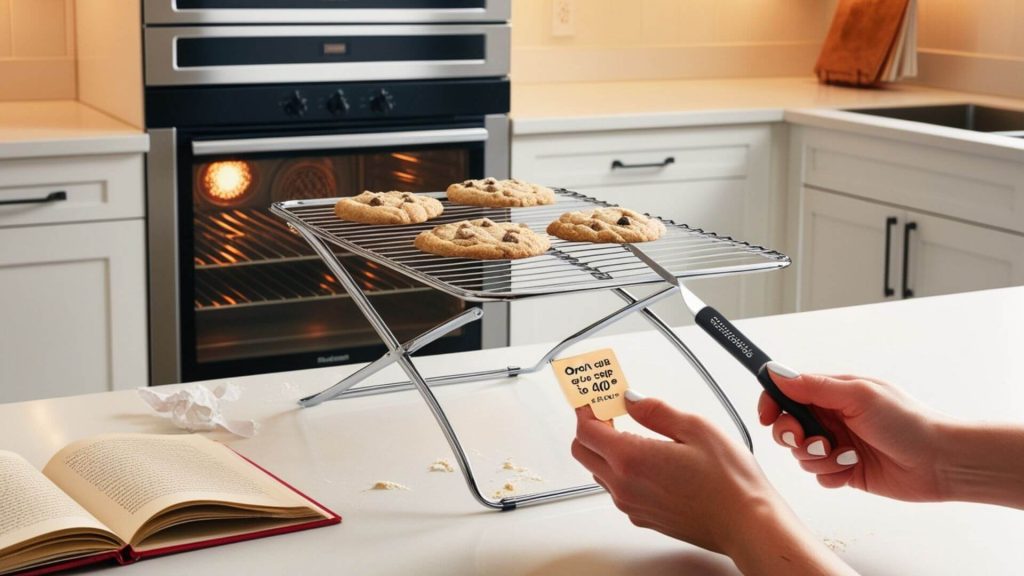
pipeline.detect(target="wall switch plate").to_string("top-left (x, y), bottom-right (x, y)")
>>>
top-left (552, 0), bottom-right (575, 37)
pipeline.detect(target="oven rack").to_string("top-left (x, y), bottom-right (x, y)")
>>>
top-left (270, 189), bottom-right (789, 302)
top-left (272, 188), bottom-right (789, 512)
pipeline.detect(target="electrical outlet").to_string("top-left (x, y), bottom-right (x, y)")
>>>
top-left (552, 0), bottom-right (575, 37)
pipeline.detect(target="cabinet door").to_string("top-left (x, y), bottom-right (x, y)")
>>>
top-left (905, 212), bottom-right (1024, 298)
top-left (0, 220), bottom-right (148, 402)
top-left (799, 189), bottom-right (902, 311)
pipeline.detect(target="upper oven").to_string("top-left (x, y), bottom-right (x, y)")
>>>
top-left (145, 24), bottom-right (510, 87)
top-left (144, 0), bottom-right (511, 24)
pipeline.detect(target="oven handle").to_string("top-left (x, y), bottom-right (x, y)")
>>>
top-left (191, 128), bottom-right (490, 157)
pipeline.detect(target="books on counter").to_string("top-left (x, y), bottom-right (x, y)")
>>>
top-left (0, 434), bottom-right (340, 576)
top-left (816, 0), bottom-right (918, 86)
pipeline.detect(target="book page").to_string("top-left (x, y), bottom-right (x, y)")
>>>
top-left (42, 434), bottom-right (324, 545)
top-left (0, 451), bottom-right (121, 571)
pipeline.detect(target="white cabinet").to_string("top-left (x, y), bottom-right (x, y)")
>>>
top-left (510, 124), bottom-right (780, 345)
top-left (0, 153), bottom-right (147, 402)
top-left (793, 127), bottom-right (1024, 312)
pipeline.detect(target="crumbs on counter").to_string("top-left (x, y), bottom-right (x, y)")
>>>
top-left (428, 458), bottom-right (455, 473)
top-left (823, 538), bottom-right (847, 553)
top-left (501, 458), bottom-right (545, 482)
top-left (501, 458), bottom-right (528, 473)
top-left (369, 481), bottom-right (410, 491)
top-left (492, 480), bottom-right (519, 500)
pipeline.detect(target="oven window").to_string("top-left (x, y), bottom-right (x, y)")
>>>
top-left (185, 144), bottom-right (478, 378)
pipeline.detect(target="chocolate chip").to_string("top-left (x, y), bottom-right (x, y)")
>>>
top-left (616, 216), bottom-right (631, 226)
top-left (486, 185), bottom-right (499, 192)
top-left (403, 198), bottom-right (415, 203)
top-left (463, 181), bottom-right (476, 188)
top-left (480, 220), bottom-right (493, 227)
top-left (369, 197), bottom-right (382, 206)
top-left (457, 228), bottom-right (475, 239)
top-left (590, 222), bottom-right (603, 231)
top-left (502, 232), bottom-right (519, 243)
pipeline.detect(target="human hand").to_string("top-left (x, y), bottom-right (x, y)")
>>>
top-left (760, 363), bottom-right (947, 502)
top-left (572, 392), bottom-right (857, 574)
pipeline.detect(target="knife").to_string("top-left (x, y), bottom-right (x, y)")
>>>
top-left (625, 243), bottom-right (834, 446)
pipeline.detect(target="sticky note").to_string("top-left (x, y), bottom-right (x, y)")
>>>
top-left (551, 348), bottom-right (629, 421)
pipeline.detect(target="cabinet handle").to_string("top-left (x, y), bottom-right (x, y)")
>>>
top-left (883, 217), bottom-right (897, 297)
top-left (902, 221), bottom-right (917, 298)
top-left (0, 191), bottom-right (67, 206)
top-left (611, 157), bottom-right (675, 170)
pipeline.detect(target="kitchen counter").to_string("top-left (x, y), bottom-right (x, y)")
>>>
top-left (4, 287), bottom-right (1024, 575)
top-left (0, 101), bottom-right (148, 159)
top-left (512, 77), bottom-right (1024, 158)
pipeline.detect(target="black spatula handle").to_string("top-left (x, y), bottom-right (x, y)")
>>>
top-left (694, 306), bottom-right (834, 445)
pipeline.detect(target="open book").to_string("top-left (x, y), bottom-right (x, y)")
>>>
top-left (0, 434), bottom-right (340, 576)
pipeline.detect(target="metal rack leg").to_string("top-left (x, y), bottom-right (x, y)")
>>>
top-left (612, 288), bottom-right (754, 453)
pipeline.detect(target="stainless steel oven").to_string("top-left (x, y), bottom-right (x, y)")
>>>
top-left (144, 7), bottom-right (510, 384)
top-left (143, 0), bottom-right (510, 24)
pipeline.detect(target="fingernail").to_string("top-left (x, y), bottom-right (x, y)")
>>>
top-left (767, 361), bottom-right (800, 379)
top-left (781, 431), bottom-right (798, 448)
top-left (624, 389), bottom-right (646, 403)
top-left (836, 450), bottom-right (858, 466)
top-left (807, 440), bottom-right (827, 457)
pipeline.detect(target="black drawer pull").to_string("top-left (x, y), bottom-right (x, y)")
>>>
top-left (611, 157), bottom-right (675, 170)
top-left (902, 221), bottom-right (917, 298)
top-left (883, 217), bottom-right (897, 297)
top-left (0, 191), bottom-right (68, 206)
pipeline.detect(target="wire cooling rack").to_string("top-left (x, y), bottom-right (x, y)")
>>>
top-left (270, 188), bottom-right (789, 301)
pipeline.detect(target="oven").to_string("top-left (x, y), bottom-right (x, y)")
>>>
top-left (144, 9), bottom-right (510, 384)
top-left (143, 0), bottom-right (510, 25)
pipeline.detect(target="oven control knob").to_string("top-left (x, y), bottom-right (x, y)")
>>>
top-left (326, 90), bottom-right (351, 117)
top-left (282, 90), bottom-right (309, 117)
top-left (370, 89), bottom-right (396, 115)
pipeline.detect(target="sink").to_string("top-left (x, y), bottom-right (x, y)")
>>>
top-left (843, 104), bottom-right (1024, 137)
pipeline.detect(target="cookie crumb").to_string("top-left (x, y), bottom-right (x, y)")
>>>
top-left (370, 481), bottom-right (410, 491)
top-left (502, 458), bottom-right (528, 473)
top-left (428, 458), bottom-right (455, 473)
top-left (823, 538), bottom-right (846, 553)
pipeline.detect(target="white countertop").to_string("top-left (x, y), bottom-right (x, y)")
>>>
top-left (4, 287), bottom-right (1024, 575)
top-left (0, 101), bottom-right (149, 159)
top-left (512, 76), bottom-right (1024, 158)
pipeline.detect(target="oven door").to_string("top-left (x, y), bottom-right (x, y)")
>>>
top-left (144, 0), bottom-right (510, 24)
top-left (145, 24), bottom-right (509, 87)
top-left (147, 116), bottom-right (509, 384)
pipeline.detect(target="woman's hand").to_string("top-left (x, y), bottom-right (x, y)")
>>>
top-left (762, 364), bottom-right (1024, 510)
top-left (572, 392), bottom-right (858, 575)
top-left (760, 364), bottom-right (948, 501)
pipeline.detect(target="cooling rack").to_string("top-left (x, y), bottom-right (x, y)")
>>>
top-left (271, 188), bottom-right (789, 511)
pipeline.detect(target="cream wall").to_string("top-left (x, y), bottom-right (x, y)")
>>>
top-left (0, 0), bottom-right (76, 100)
top-left (512, 0), bottom-right (838, 83)
top-left (914, 0), bottom-right (1024, 97)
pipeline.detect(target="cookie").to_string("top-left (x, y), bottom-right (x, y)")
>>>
top-left (446, 177), bottom-right (556, 208)
top-left (414, 218), bottom-right (551, 260)
top-left (546, 207), bottom-right (666, 243)
top-left (334, 191), bottom-right (443, 225)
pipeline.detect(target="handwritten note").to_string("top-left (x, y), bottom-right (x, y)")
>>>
top-left (551, 348), bottom-right (630, 421)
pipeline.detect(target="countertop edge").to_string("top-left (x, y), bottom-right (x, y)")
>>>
top-left (0, 133), bottom-right (150, 160)
top-left (512, 108), bottom-right (785, 135)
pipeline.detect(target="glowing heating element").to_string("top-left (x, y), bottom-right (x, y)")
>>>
top-left (202, 161), bottom-right (254, 204)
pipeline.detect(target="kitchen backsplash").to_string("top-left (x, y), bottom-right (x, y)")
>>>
top-left (0, 0), bottom-right (76, 100)
top-left (511, 0), bottom-right (839, 83)
top-left (913, 0), bottom-right (1024, 98)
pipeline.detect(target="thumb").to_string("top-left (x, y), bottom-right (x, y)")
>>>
top-left (767, 362), bottom-right (876, 413)
top-left (624, 391), bottom-right (705, 443)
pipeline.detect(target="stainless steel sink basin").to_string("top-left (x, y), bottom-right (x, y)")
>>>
top-left (843, 104), bottom-right (1024, 137)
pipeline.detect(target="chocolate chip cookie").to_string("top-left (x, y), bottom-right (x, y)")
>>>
top-left (334, 191), bottom-right (444, 225)
top-left (414, 218), bottom-right (551, 260)
top-left (446, 178), bottom-right (556, 208)
top-left (546, 207), bottom-right (665, 243)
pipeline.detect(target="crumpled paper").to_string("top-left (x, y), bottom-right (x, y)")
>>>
top-left (137, 383), bottom-right (258, 437)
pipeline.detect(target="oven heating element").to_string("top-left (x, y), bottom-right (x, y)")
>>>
top-left (272, 188), bottom-right (790, 511)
